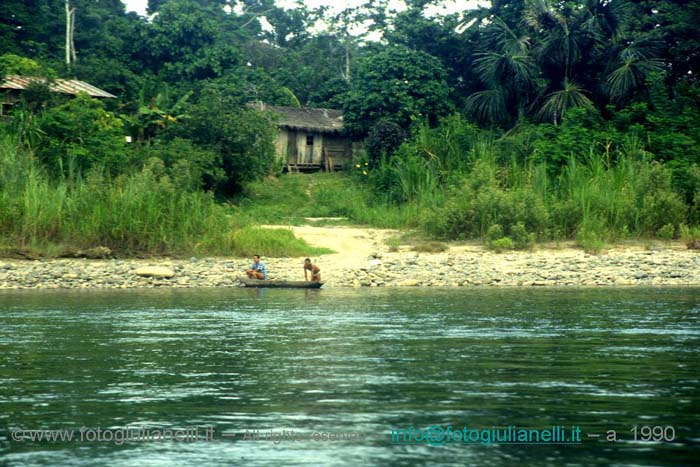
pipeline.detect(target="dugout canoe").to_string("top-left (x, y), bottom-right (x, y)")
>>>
top-left (240, 278), bottom-right (324, 289)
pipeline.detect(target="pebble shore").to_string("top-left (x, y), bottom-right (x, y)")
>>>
top-left (0, 246), bottom-right (699, 289)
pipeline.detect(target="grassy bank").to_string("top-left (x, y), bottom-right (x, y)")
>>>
top-left (236, 114), bottom-right (700, 253)
top-left (0, 135), bottom-right (325, 258)
top-left (237, 162), bottom-right (697, 254)
top-left (3, 110), bottom-right (699, 257)
top-left (233, 172), bottom-right (421, 229)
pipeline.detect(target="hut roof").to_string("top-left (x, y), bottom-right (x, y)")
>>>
top-left (254, 104), bottom-right (344, 133)
top-left (0, 75), bottom-right (116, 98)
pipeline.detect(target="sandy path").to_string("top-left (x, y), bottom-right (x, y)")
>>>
top-left (262, 224), bottom-right (398, 270)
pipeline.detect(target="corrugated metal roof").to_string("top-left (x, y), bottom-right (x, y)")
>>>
top-left (0, 75), bottom-right (116, 98)
top-left (250, 103), bottom-right (345, 133)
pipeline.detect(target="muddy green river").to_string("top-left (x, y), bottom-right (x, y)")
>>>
top-left (1, 287), bottom-right (699, 466)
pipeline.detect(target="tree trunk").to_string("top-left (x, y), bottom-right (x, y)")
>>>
top-left (70, 8), bottom-right (77, 63)
top-left (65, 0), bottom-right (70, 65)
top-left (65, 1), bottom-right (76, 66)
top-left (344, 34), bottom-right (350, 82)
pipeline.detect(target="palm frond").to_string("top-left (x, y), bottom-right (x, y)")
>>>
top-left (538, 22), bottom-right (581, 71)
top-left (280, 87), bottom-right (301, 107)
top-left (480, 16), bottom-right (531, 57)
top-left (171, 91), bottom-right (193, 114)
top-left (605, 57), bottom-right (664, 99)
top-left (474, 51), bottom-right (536, 87)
top-left (466, 88), bottom-right (509, 124)
top-left (619, 43), bottom-right (654, 62)
top-left (535, 79), bottom-right (593, 124)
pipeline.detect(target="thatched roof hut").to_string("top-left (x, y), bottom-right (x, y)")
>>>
top-left (0, 75), bottom-right (116, 98)
top-left (252, 103), bottom-right (352, 171)
top-left (0, 75), bottom-right (116, 115)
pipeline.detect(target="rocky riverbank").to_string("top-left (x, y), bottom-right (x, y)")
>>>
top-left (0, 246), bottom-right (698, 289)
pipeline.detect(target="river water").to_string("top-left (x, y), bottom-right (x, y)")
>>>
top-left (1, 288), bottom-right (699, 466)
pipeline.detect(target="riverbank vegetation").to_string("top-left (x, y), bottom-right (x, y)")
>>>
top-left (1, 0), bottom-right (698, 256)
top-left (354, 108), bottom-right (700, 252)
top-left (0, 132), bottom-right (326, 257)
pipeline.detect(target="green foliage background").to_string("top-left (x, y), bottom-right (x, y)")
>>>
top-left (0, 0), bottom-right (698, 255)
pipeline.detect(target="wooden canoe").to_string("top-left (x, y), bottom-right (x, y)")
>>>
top-left (240, 278), bottom-right (324, 289)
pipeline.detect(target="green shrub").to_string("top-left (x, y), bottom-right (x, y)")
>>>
top-left (422, 195), bottom-right (470, 239)
top-left (180, 85), bottom-right (277, 195)
top-left (37, 94), bottom-right (131, 176)
top-left (489, 237), bottom-right (514, 253)
top-left (485, 224), bottom-right (504, 243)
top-left (510, 222), bottom-right (535, 250)
top-left (385, 236), bottom-right (401, 252)
top-left (364, 120), bottom-right (407, 165)
top-left (135, 138), bottom-right (224, 192)
top-left (639, 191), bottom-right (686, 234)
top-left (422, 153), bottom-right (550, 241)
top-left (0, 54), bottom-right (56, 78)
top-left (680, 224), bottom-right (700, 250)
top-left (576, 217), bottom-right (608, 254)
top-left (484, 224), bottom-right (514, 252)
top-left (683, 163), bottom-right (700, 225)
top-left (656, 223), bottom-right (676, 240)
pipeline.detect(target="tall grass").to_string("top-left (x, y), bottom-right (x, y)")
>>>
top-left (237, 172), bottom-right (426, 229)
top-left (0, 135), bottom-right (324, 257)
top-left (233, 174), bottom-right (311, 224)
top-left (554, 139), bottom-right (685, 241)
top-left (0, 153), bottom-right (231, 255)
top-left (411, 118), bottom-right (689, 246)
top-left (307, 174), bottom-right (426, 228)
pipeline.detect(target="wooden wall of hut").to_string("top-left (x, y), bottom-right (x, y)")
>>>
top-left (275, 128), bottom-right (352, 169)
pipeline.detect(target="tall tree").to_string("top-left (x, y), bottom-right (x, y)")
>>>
top-left (384, 5), bottom-right (473, 101)
top-left (137, 0), bottom-right (240, 83)
top-left (344, 45), bottom-right (452, 135)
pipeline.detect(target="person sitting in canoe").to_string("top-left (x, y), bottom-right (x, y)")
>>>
top-left (246, 255), bottom-right (267, 280)
top-left (303, 258), bottom-right (321, 282)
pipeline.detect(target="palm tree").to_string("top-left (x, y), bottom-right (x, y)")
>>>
top-left (523, 0), bottom-right (578, 76)
top-left (465, 16), bottom-right (537, 124)
top-left (525, 0), bottom-right (642, 122)
top-left (462, 0), bottom-right (661, 125)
